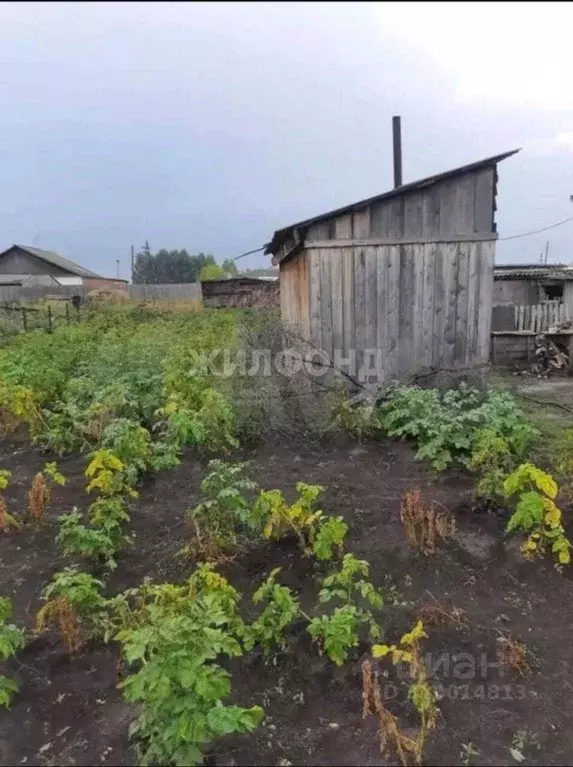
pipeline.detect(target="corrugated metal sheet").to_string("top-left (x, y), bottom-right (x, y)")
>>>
top-left (494, 265), bottom-right (573, 281)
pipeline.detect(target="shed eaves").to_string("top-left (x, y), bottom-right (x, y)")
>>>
top-left (265, 148), bottom-right (520, 256)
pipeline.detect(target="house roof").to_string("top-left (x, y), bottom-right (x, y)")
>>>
top-left (494, 264), bottom-right (573, 281)
top-left (0, 245), bottom-right (101, 278)
top-left (265, 148), bottom-right (520, 257)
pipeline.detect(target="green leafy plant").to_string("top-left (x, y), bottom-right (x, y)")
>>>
top-left (378, 384), bottom-right (537, 472)
top-left (56, 495), bottom-right (132, 570)
top-left (0, 470), bottom-right (20, 532)
top-left (36, 568), bottom-right (107, 652)
top-left (188, 460), bottom-right (259, 559)
top-left (155, 386), bottom-right (238, 456)
top-left (313, 515), bottom-right (349, 561)
top-left (255, 483), bottom-right (326, 553)
top-left (85, 448), bottom-right (138, 497)
top-left (243, 568), bottom-right (301, 655)
top-left (504, 463), bottom-right (572, 567)
top-left (0, 597), bottom-right (25, 708)
top-left (101, 418), bottom-right (152, 485)
top-left (112, 564), bottom-right (263, 766)
top-left (554, 427), bottom-right (573, 501)
top-left (331, 388), bottom-right (381, 440)
top-left (308, 554), bottom-right (383, 665)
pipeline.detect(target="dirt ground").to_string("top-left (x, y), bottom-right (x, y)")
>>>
top-left (2, 433), bottom-right (573, 767)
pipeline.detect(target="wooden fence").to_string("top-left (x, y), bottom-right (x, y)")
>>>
top-left (0, 303), bottom-right (82, 336)
top-left (128, 283), bottom-right (202, 302)
top-left (514, 302), bottom-right (572, 333)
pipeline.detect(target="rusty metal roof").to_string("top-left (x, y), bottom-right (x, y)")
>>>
top-left (265, 149), bottom-right (520, 256)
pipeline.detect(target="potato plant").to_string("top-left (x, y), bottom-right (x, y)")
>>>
top-left (243, 567), bottom-right (301, 655)
top-left (308, 554), bottom-right (384, 665)
top-left (112, 565), bottom-right (263, 767)
top-left (188, 460), bottom-right (259, 559)
top-left (378, 384), bottom-right (537, 472)
top-left (0, 597), bottom-right (25, 708)
top-left (504, 463), bottom-right (572, 566)
top-left (36, 568), bottom-right (107, 652)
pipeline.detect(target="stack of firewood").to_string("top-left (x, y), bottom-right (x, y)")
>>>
top-left (531, 333), bottom-right (569, 376)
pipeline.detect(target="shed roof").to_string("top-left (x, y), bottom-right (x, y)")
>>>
top-left (265, 149), bottom-right (520, 256)
top-left (494, 264), bottom-right (573, 281)
top-left (0, 245), bottom-right (101, 278)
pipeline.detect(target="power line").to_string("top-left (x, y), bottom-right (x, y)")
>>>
top-left (234, 212), bottom-right (573, 257)
top-left (499, 214), bottom-right (573, 241)
top-left (233, 245), bottom-right (267, 261)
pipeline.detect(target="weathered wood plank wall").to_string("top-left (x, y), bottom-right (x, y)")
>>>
top-left (306, 167), bottom-right (495, 243)
top-left (278, 164), bottom-right (499, 381)
top-left (280, 251), bottom-right (310, 340)
top-left (302, 240), bottom-right (494, 381)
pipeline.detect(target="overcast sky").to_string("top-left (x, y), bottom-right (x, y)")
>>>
top-left (1, 1), bottom-right (572, 277)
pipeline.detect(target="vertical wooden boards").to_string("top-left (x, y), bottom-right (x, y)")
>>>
top-left (421, 186), bottom-right (440, 238)
top-left (342, 247), bottom-right (356, 377)
top-left (454, 243), bottom-right (470, 363)
top-left (432, 244), bottom-right (445, 366)
top-left (439, 176), bottom-right (476, 237)
top-left (334, 214), bottom-right (352, 240)
top-left (309, 250), bottom-right (323, 352)
top-left (307, 221), bottom-right (331, 242)
top-left (477, 240), bottom-right (495, 362)
top-left (411, 244), bottom-right (425, 372)
top-left (386, 245), bottom-right (400, 379)
top-left (354, 248), bottom-right (367, 379)
top-left (465, 242), bottom-right (480, 364)
top-left (398, 244), bottom-right (414, 376)
top-left (442, 243), bottom-right (459, 366)
top-left (301, 234), bottom-right (492, 380)
top-left (298, 252), bottom-right (311, 341)
top-left (403, 191), bottom-right (423, 238)
top-left (370, 198), bottom-right (404, 239)
top-left (564, 282), bottom-right (573, 315)
top-left (375, 246), bottom-right (389, 380)
top-left (422, 243), bottom-right (436, 369)
top-left (330, 249), bottom-right (344, 363)
top-left (370, 200), bottom-right (389, 237)
top-left (353, 207), bottom-right (371, 239)
top-left (473, 168), bottom-right (495, 235)
top-left (388, 198), bottom-right (405, 239)
top-left (364, 247), bottom-right (378, 380)
top-left (319, 249), bottom-right (333, 362)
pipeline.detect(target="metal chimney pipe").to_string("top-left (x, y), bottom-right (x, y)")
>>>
top-left (392, 115), bottom-right (402, 188)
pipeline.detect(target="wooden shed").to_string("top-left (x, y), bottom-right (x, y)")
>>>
top-left (265, 144), bottom-right (519, 382)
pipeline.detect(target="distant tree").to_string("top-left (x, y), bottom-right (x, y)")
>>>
top-left (222, 258), bottom-right (239, 277)
top-left (199, 263), bottom-right (226, 281)
top-left (132, 245), bottom-right (218, 284)
top-left (239, 267), bottom-right (279, 278)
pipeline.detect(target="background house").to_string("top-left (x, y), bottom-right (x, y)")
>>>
top-left (265, 126), bottom-right (519, 383)
top-left (0, 245), bottom-right (127, 302)
top-left (493, 264), bottom-right (573, 306)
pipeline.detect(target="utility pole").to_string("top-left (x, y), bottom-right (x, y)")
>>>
top-left (130, 245), bottom-right (135, 283)
top-left (116, 258), bottom-right (120, 279)
top-left (544, 240), bottom-right (550, 265)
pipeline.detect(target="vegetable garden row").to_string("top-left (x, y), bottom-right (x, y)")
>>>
top-left (1, 302), bottom-right (572, 766)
